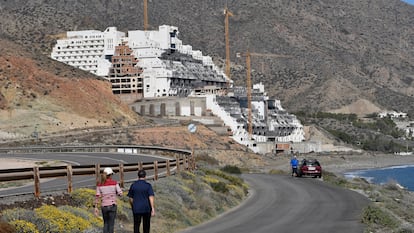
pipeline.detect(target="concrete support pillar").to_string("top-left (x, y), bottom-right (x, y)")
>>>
top-left (140, 105), bottom-right (146, 116)
top-left (175, 102), bottom-right (181, 116)
top-left (160, 103), bottom-right (166, 116)
top-left (190, 101), bottom-right (195, 116)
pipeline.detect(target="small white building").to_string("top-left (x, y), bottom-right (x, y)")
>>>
top-left (378, 111), bottom-right (408, 119)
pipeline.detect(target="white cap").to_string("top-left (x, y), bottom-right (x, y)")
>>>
top-left (103, 167), bottom-right (114, 175)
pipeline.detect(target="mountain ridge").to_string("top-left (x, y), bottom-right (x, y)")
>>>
top-left (0, 0), bottom-right (413, 121)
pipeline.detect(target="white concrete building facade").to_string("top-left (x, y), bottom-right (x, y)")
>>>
top-left (51, 27), bottom-right (125, 76)
top-left (51, 25), bottom-right (229, 99)
top-left (50, 25), bottom-right (305, 154)
top-left (126, 25), bottom-right (229, 98)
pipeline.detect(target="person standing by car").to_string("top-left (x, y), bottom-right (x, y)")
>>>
top-left (95, 167), bottom-right (123, 233)
top-left (290, 155), bottom-right (299, 176)
top-left (128, 169), bottom-right (155, 233)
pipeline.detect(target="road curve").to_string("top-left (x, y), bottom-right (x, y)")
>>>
top-left (179, 173), bottom-right (369, 233)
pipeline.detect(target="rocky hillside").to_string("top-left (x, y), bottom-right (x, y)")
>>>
top-left (0, 0), bottom-right (413, 117)
top-left (0, 38), bottom-right (145, 139)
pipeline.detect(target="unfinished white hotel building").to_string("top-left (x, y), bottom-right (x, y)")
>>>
top-left (51, 25), bottom-right (306, 154)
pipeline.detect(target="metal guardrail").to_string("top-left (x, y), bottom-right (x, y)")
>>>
top-left (0, 145), bottom-right (194, 197)
top-left (0, 145), bottom-right (192, 155)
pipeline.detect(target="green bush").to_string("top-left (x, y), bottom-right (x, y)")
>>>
top-left (362, 205), bottom-right (399, 229)
top-left (210, 181), bottom-right (229, 193)
top-left (221, 165), bottom-right (242, 174)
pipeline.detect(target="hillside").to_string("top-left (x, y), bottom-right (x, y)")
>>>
top-left (0, 0), bottom-right (413, 117)
top-left (0, 38), bottom-right (145, 139)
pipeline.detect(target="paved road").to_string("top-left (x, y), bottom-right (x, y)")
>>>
top-left (180, 173), bottom-right (369, 233)
top-left (1, 154), bottom-right (369, 232)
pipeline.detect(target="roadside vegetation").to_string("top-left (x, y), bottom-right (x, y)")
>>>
top-left (322, 171), bottom-right (414, 233)
top-left (0, 166), bottom-right (248, 233)
top-left (1, 152), bottom-right (414, 233)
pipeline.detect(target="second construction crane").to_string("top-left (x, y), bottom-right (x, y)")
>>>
top-left (237, 51), bottom-right (292, 138)
top-left (143, 0), bottom-right (148, 30)
top-left (224, 6), bottom-right (233, 86)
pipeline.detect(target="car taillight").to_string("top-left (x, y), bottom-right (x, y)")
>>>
top-left (316, 166), bottom-right (321, 171)
top-left (302, 166), bottom-right (308, 171)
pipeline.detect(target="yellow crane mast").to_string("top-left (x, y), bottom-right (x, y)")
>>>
top-left (224, 6), bottom-right (233, 86)
top-left (144, 0), bottom-right (148, 30)
top-left (246, 50), bottom-right (252, 138)
top-left (237, 51), bottom-right (292, 139)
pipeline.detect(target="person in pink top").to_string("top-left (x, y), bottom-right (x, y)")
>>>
top-left (95, 167), bottom-right (123, 233)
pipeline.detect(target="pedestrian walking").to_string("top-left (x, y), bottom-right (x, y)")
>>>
top-left (128, 169), bottom-right (155, 233)
top-left (95, 167), bottom-right (123, 233)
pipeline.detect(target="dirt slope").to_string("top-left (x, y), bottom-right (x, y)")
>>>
top-left (0, 39), bottom-right (145, 140)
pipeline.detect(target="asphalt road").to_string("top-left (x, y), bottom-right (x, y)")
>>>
top-left (179, 173), bottom-right (369, 233)
top-left (1, 153), bottom-right (370, 232)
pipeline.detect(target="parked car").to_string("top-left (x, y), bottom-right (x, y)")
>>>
top-left (297, 159), bottom-right (322, 178)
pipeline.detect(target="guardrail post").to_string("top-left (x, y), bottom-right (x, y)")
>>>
top-left (95, 164), bottom-right (101, 186)
top-left (34, 167), bottom-right (40, 198)
top-left (154, 161), bottom-right (158, 180)
top-left (176, 156), bottom-right (180, 174)
top-left (166, 160), bottom-right (171, 176)
top-left (192, 153), bottom-right (196, 171)
top-left (119, 164), bottom-right (124, 188)
top-left (67, 165), bottom-right (73, 193)
top-left (138, 162), bottom-right (143, 171)
top-left (185, 156), bottom-right (189, 170)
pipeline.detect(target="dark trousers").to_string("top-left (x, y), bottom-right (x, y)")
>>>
top-left (292, 167), bottom-right (298, 176)
top-left (102, 204), bottom-right (117, 233)
top-left (133, 212), bottom-right (151, 233)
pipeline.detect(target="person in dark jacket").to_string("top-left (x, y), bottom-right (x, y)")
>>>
top-left (128, 169), bottom-right (155, 233)
top-left (290, 155), bottom-right (299, 177)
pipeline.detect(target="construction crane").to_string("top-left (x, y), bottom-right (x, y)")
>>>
top-left (144, 0), bottom-right (148, 30)
top-left (237, 51), bottom-right (292, 138)
top-left (224, 6), bottom-right (233, 85)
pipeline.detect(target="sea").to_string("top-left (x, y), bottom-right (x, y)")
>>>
top-left (344, 165), bottom-right (414, 192)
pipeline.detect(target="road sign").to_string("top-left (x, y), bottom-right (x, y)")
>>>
top-left (188, 123), bottom-right (197, 133)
